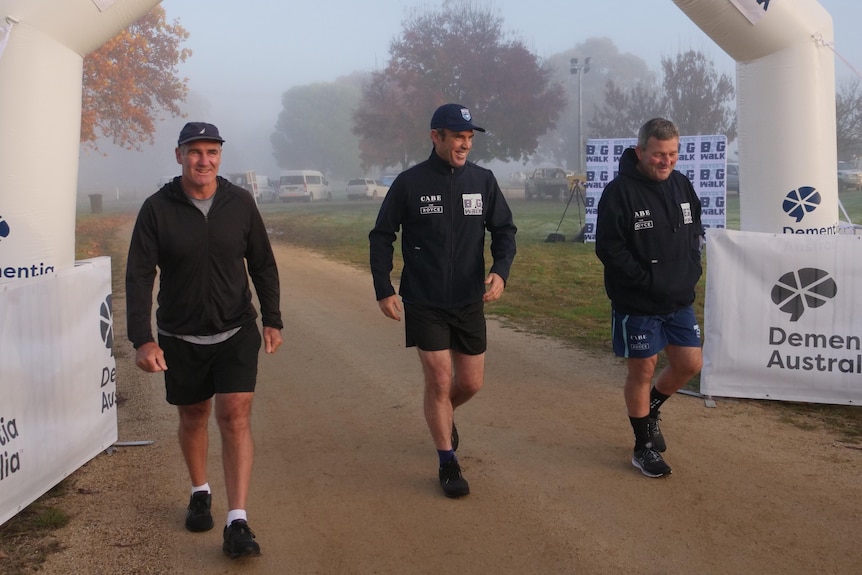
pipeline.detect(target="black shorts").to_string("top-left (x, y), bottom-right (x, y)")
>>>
top-left (404, 301), bottom-right (486, 355)
top-left (159, 322), bottom-right (261, 405)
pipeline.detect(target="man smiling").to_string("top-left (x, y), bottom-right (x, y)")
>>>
top-left (595, 118), bottom-right (705, 479)
top-left (126, 122), bottom-right (283, 558)
top-left (369, 104), bottom-right (517, 498)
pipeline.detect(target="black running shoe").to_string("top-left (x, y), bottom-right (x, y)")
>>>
top-left (647, 413), bottom-right (666, 453)
top-left (185, 491), bottom-right (214, 532)
top-left (451, 422), bottom-right (459, 452)
top-left (438, 459), bottom-right (470, 498)
top-left (222, 519), bottom-right (261, 558)
top-left (632, 447), bottom-right (672, 478)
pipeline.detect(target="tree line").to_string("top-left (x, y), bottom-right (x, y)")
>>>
top-left (83, 2), bottom-right (862, 178)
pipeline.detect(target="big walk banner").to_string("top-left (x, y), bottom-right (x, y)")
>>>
top-left (581, 135), bottom-right (728, 242)
top-left (0, 257), bottom-right (117, 526)
top-left (703, 229), bottom-right (862, 405)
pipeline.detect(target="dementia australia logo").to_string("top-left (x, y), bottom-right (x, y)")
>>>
top-left (0, 416), bottom-right (22, 481)
top-left (781, 186), bottom-right (839, 235)
top-left (99, 293), bottom-right (117, 413)
top-left (766, 268), bottom-right (861, 374)
top-left (770, 268), bottom-right (837, 322)
top-left (782, 186), bottom-right (820, 223)
top-left (100, 294), bottom-right (113, 357)
top-left (0, 213), bottom-right (9, 241)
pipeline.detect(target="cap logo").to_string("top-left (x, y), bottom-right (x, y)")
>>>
top-left (199, 128), bottom-right (206, 134)
top-left (461, 108), bottom-right (472, 122)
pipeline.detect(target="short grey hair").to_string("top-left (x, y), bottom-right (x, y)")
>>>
top-left (637, 118), bottom-right (679, 148)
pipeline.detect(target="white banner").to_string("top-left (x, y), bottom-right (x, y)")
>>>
top-left (0, 257), bottom-right (117, 526)
top-left (582, 135), bottom-right (728, 242)
top-left (703, 229), bottom-right (862, 404)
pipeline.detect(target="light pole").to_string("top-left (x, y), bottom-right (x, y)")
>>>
top-left (570, 56), bottom-right (591, 174)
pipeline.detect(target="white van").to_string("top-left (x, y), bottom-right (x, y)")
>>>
top-left (278, 170), bottom-right (332, 202)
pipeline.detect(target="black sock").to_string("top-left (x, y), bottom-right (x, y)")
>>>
top-left (649, 387), bottom-right (670, 418)
top-left (629, 416), bottom-right (651, 451)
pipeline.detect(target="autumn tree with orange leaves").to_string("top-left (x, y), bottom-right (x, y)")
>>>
top-left (81, 6), bottom-right (191, 150)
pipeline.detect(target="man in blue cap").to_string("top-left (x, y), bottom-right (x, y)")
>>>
top-left (126, 122), bottom-right (283, 558)
top-left (369, 104), bottom-right (517, 498)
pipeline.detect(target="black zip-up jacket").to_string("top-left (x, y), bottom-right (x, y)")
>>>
top-left (126, 176), bottom-right (283, 348)
top-left (369, 151), bottom-right (517, 308)
top-left (595, 147), bottom-right (704, 315)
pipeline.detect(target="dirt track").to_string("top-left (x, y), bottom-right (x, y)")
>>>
top-left (38, 240), bottom-right (862, 575)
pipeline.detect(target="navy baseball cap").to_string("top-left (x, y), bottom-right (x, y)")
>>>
top-left (430, 104), bottom-right (485, 132)
top-left (177, 122), bottom-right (225, 146)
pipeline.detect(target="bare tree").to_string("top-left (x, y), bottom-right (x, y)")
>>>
top-left (836, 78), bottom-right (862, 160)
top-left (352, 0), bottom-right (565, 170)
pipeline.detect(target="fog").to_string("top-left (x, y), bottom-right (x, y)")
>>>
top-left (77, 0), bottom-right (862, 199)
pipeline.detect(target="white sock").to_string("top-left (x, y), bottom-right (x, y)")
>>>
top-left (227, 509), bottom-right (247, 527)
top-left (191, 483), bottom-right (211, 496)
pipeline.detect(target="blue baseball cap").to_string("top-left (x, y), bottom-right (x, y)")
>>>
top-left (430, 104), bottom-right (485, 132)
top-left (177, 122), bottom-right (225, 146)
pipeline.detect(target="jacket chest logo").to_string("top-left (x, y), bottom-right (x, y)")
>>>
top-left (681, 202), bottom-right (693, 225)
top-left (633, 209), bottom-right (653, 231)
top-left (419, 194), bottom-right (443, 214)
top-left (462, 194), bottom-right (483, 216)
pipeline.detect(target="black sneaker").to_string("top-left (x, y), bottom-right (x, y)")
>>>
top-left (439, 459), bottom-right (470, 498)
top-left (632, 446), bottom-right (672, 478)
top-left (451, 422), bottom-right (459, 452)
top-left (647, 413), bottom-right (666, 453)
top-left (222, 519), bottom-right (261, 558)
top-left (185, 491), bottom-right (213, 532)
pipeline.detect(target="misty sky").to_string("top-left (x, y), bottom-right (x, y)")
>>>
top-left (78, 0), bottom-right (862, 196)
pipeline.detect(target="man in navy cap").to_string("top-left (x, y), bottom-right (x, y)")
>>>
top-left (126, 122), bottom-right (283, 558)
top-left (369, 104), bottom-right (517, 498)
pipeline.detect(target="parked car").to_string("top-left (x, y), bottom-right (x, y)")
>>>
top-left (255, 175), bottom-right (277, 203)
top-left (837, 161), bottom-right (862, 191)
top-left (726, 162), bottom-right (740, 192)
top-left (226, 171), bottom-right (261, 201)
top-left (380, 174), bottom-right (398, 187)
top-left (346, 178), bottom-right (388, 200)
top-left (278, 170), bottom-right (332, 202)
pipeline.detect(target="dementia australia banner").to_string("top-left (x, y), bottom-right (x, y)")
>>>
top-left (582, 135), bottom-right (728, 242)
top-left (0, 257), bottom-right (117, 526)
top-left (703, 229), bottom-right (862, 405)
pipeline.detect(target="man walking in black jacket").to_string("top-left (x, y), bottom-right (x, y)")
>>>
top-left (595, 118), bottom-right (704, 478)
top-left (126, 122), bottom-right (283, 557)
top-left (369, 104), bottom-right (517, 498)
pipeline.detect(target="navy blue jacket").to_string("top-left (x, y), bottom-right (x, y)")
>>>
top-left (595, 148), bottom-right (703, 315)
top-left (369, 151), bottom-right (517, 308)
top-left (126, 176), bottom-right (282, 348)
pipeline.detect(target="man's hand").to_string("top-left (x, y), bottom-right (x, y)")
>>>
top-left (135, 341), bottom-right (167, 372)
top-left (483, 272), bottom-right (505, 302)
top-left (378, 294), bottom-right (402, 321)
top-left (263, 326), bottom-right (283, 354)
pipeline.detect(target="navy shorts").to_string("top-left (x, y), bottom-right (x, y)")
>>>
top-left (159, 322), bottom-right (261, 405)
top-left (611, 306), bottom-right (701, 359)
top-left (404, 301), bottom-right (487, 355)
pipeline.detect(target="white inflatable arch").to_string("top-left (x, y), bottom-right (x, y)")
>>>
top-left (0, 0), bottom-right (840, 279)
top-left (0, 0), bottom-right (160, 282)
top-left (673, 0), bottom-right (838, 235)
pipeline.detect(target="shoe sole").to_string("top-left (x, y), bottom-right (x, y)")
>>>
top-left (185, 519), bottom-right (214, 532)
top-left (442, 487), bottom-right (470, 498)
top-left (631, 457), bottom-right (671, 478)
top-left (223, 547), bottom-right (261, 559)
